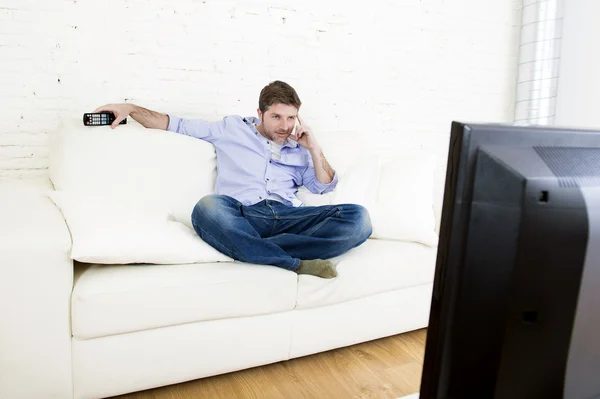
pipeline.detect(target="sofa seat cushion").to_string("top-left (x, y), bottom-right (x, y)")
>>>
top-left (296, 239), bottom-right (437, 309)
top-left (72, 261), bottom-right (298, 339)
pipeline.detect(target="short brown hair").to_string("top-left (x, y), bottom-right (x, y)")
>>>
top-left (258, 81), bottom-right (302, 113)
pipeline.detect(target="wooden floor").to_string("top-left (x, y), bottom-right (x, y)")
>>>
top-left (111, 328), bottom-right (427, 399)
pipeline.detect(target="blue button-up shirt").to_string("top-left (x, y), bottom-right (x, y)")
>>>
top-left (167, 115), bottom-right (339, 207)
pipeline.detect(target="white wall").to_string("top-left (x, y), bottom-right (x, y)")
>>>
top-left (0, 0), bottom-right (522, 179)
top-left (555, 0), bottom-right (600, 129)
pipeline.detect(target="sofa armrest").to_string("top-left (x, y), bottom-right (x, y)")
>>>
top-left (0, 179), bottom-right (74, 399)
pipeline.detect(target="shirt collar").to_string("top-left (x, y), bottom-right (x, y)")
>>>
top-left (243, 116), bottom-right (299, 148)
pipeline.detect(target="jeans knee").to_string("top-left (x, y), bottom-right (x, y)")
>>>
top-left (341, 204), bottom-right (372, 242)
top-left (354, 205), bottom-right (373, 241)
top-left (192, 194), bottom-right (230, 226)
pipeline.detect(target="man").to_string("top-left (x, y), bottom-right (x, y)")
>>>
top-left (94, 80), bottom-right (372, 278)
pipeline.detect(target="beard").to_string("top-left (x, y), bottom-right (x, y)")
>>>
top-left (262, 118), bottom-right (290, 143)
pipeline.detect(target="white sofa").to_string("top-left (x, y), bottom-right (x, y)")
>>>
top-left (0, 120), bottom-right (443, 399)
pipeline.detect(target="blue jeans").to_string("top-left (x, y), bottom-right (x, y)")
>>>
top-left (191, 195), bottom-right (373, 271)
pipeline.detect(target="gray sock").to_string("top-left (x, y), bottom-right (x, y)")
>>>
top-left (295, 259), bottom-right (338, 279)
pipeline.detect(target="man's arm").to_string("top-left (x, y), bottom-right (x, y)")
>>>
top-left (291, 115), bottom-right (336, 186)
top-left (93, 103), bottom-right (226, 143)
top-left (93, 103), bottom-right (169, 130)
top-left (309, 147), bottom-right (335, 184)
top-left (301, 147), bottom-right (339, 194)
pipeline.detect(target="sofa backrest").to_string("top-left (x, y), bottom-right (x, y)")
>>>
top-left (49, 120), bottom-right (217, 227)
top-left (49, 119), bottom-right (446, 234)
top-left (318, 129), bottom-right (445, 233)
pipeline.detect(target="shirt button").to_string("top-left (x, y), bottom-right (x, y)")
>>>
top-left (259, 196), bottom-right (262, 199)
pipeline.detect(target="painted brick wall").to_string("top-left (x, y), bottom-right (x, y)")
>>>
top-left (0, 0), bottom-right (521, 179)
top-left (555, 0), bottom-right (600, 129)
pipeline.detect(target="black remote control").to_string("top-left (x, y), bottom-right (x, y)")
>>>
top-left (83, 112), bottom-right (127, 126)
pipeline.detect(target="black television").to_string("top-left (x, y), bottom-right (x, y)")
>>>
top-left (419, 122), bottom-right (600, 399)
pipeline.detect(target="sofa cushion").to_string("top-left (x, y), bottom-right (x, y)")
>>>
top-left (49, 120), bottom-right (216, 228)
top-left (300, 151), bottom-right (439, 247)
top-left (72, 261), bottom-right (298, 339)
top-left (296, 239), bottom-right (437, 309)
top-left (315, 129), bottom-right (373, 177)
top-left (369, 152), bottom-right (439, 246)
top-left (48, 191), bottom-right (232, 264)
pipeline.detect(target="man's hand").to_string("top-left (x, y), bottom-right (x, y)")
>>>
top-left (290, 116), bottom-right (319, 151)
top-left (93, 103), bottom-right (169, 130)
top-left (93, 104), bottom-right (134, 129)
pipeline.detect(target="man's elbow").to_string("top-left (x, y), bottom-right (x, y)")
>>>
top-left (316, 176), bottom-right (333, 185)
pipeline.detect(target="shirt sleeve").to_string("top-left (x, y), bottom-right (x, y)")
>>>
top-left (301, 154), bottom-right (339, 194)
top-left (167, 114), bottom-right (226, 144)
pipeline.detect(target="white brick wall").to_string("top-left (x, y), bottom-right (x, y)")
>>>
top-left (0, 0), bottom-right (522, 179)
top-left (555, 0), bottom-right (600, 129)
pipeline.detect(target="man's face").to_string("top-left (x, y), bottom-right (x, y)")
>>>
top-left (257, 103), bottom-right (298, 144)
